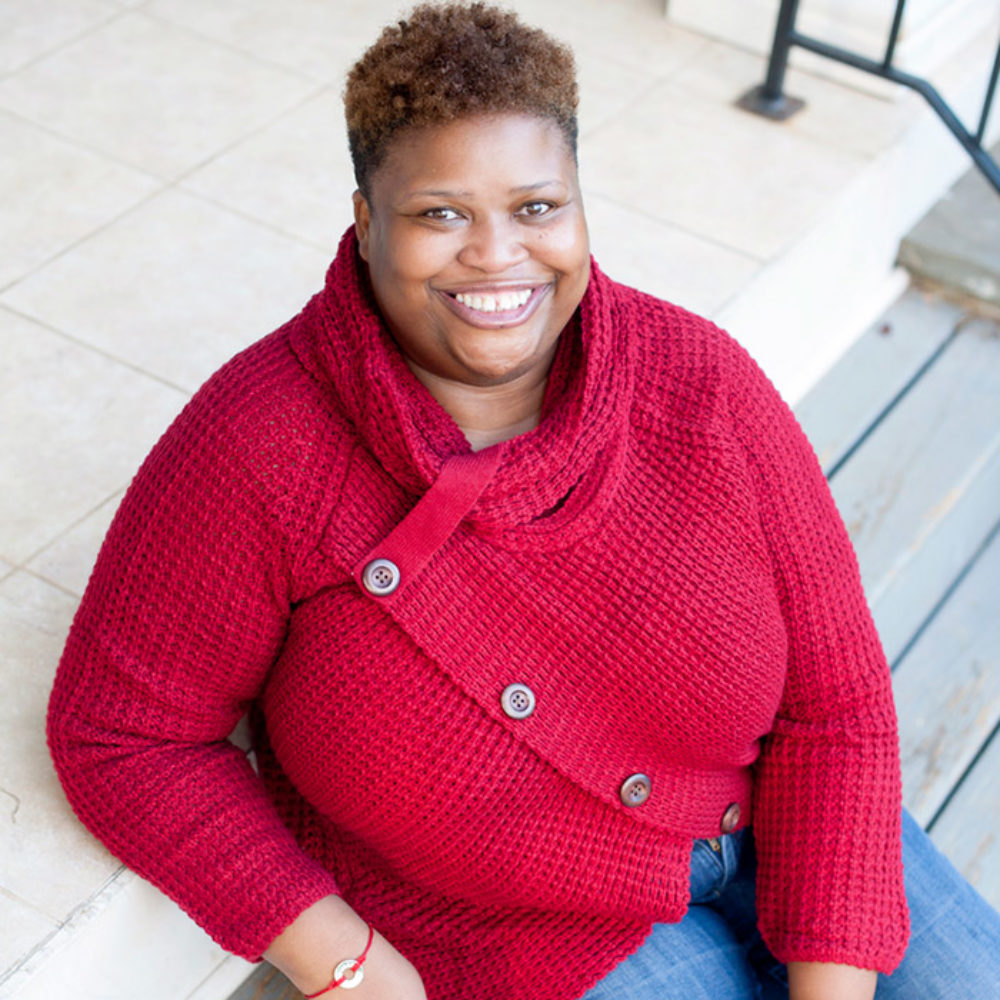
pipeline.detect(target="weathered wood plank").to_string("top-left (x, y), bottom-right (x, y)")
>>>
top-left (794, 290), bottom-right (962, 475)
top-left (826, 317), bottom-right (1000, 664)
top-left (894, 527), bottom-right (1000, 827)
top-left (929, 730), bottom-right (1000, 910)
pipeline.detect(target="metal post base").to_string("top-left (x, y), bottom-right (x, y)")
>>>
top-left (736, 84), bottom-right (806, 121)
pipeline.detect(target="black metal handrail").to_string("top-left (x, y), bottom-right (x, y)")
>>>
top-left (737, 0), bottom-right (1000, 195)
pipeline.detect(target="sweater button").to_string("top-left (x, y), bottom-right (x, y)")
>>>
top-left (620, 773), bottom-right (651, 807)
top-left (361, 558), bottom-right (400, 596)
top-left (500, 683), bottom-right (536, 719)
top-left (720, 802), bottom-right (742, 834)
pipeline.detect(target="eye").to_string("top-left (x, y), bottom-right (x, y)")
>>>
top-left (516, 200), bottom-right (556, 218)
top-left (420, 206), bottom-right (462, 221)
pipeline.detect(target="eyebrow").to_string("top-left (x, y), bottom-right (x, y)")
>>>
top-left (510, 180), bottom-right (563, 193)
top-left (406, 180), bottom-right (564, 199)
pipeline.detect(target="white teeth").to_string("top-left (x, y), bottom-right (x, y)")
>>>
top-left (455, 289), bottom-right (532, 313)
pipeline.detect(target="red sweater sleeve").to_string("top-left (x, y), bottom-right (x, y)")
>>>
top-left (47, 363), bottom-right (340, 960)
top-left (726, 342), bottom-right (909, 972)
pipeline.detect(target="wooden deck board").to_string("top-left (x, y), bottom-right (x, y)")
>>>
top-left (928, 729), bottom-right (1000, 910)
top-left (824, 317), bottom-right (1000, 664)
top-left (894, 526), bottom-right (1000, 827)
top-left (794, 290), bottom-right (962, 475)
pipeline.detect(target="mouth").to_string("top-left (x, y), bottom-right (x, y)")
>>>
top-left (436, 284), bottom-right (550, 329)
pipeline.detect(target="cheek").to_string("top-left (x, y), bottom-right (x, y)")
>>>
top-left (538, 219), bottom-right (589, 276)
top-left (382, 228), bottom-right (456, 285)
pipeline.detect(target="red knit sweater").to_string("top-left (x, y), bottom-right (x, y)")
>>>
top-left (48, 230), bottom-right (909, 998)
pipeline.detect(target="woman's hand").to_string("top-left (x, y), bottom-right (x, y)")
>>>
top-left (787, 961), bottom-right (877, 1000)
top-left (265, 894), bottom-right (427, 999)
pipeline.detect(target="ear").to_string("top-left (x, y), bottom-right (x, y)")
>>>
top-left (353, 190), bottom-right (371, 261)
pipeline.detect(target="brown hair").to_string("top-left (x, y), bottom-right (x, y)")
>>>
top-left (344, 2), bottom-right (578, 198)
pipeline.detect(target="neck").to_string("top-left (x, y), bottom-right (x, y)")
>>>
top-left (407, 363), bottom-right (549, 452)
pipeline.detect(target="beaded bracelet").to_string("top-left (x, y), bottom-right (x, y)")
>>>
top-left (303, 923), bottom-right (375, 997)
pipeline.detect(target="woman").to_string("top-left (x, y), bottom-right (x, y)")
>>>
top-left (47, 4), bottom-right (1000, 999)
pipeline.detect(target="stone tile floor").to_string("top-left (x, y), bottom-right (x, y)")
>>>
top-left (1, 0), bottom-right (995, 994)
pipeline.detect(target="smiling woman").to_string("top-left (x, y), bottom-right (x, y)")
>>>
top-left (46, 4), bottom-right (1000, 1000)
top-left (355, 112), bottom-right (590, 447)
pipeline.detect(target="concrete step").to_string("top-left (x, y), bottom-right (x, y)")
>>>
top-left (898, 140), bottom-right (1000, 310)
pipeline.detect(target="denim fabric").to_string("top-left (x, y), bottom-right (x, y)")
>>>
top-left (581, 810), bottom-right (1000, 999)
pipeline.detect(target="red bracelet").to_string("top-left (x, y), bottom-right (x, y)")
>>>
top-left (303, 923), bottom-right (375, 997)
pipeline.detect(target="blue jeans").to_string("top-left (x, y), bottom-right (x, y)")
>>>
top-left (581, 810), bottom-right (1000, 999)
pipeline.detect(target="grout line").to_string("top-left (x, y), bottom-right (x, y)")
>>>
top-left (577, 74), bottom-right (674, 142)
top-left (137, 8), bottom-right (330, 85)
top-left (0, 6), bottom-right (126, 82)
top-left (0, 104), bottom-right (168, 182)
top-left (174, 185), bottom-right (339, 255)
top-left (167, 79), bottom-right (335, 189)
top-left (0, 885), bottom-right (60, 929)
top-left (0, 174), bottom-right (167, 301)
top-left (581, 190), bottom-right (766, 264)
top-left (19, 567), bottom-right (85, 601)
top-left (0, 83), bottom-right (337, 298)
top-left (0, 303), bottom-right (193, 397)
top-left (19, 489), bottom-right (126, 580)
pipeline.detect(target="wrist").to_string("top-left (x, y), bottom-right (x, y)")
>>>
top-left (787, 961), bottom-right (877, 1000)
top-left (302, 922), bottom-right (374, 997)
top-left (264, 894), bottom-right (371, 995)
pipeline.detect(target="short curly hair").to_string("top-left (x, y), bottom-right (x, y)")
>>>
top-left (345, 2), bottom-right (578, 198)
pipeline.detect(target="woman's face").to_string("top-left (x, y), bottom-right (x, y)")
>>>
top-left (354, 113), bottom-right (590, 389)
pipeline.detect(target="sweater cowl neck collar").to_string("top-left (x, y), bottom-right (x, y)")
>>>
top-left (298, 228), bottom-right (634, 549)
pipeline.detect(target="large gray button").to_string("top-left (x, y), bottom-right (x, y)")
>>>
top-left (361, 558), bottom-right (400, 596)
top-left (620, 773), bottom-right (651, 807)
top-left (500, 683), bottom-right (536, 719)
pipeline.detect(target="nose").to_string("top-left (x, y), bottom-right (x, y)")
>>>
top-left (457, 215), bottom-right (530, 273)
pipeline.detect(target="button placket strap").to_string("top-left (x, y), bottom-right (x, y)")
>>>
top-left (354, 448), bottom-right (502, 603)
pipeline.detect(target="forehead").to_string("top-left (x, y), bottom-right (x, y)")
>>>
top-left (370, 113), bottom-right (577, 202)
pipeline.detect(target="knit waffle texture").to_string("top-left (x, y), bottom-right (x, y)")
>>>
top-left (48, 229), bottom-right (909, 999)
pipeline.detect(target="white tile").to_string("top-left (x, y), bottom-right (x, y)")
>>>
top-left (26, 492), bottom-right (124, 598)
top-left (0, 892), bottom-right (58, 976)
top-left (574, 47), bottom-right (661, 140)
top-left (0, 111), bottom-right (159, 290)
top-left (181, 88), bottom-right (357, 249)
top-left (0, 572), bottom-right (121, 925)
top-left (580, 79), bottom-right (865, 260)
top-left (515, 0), bottom-right (709, 80)
top-left (0, 0), bottom-right (119, 74)
top-left (584, 194), bottom-right (760, 318)
top-left (9, 874), bottom-right (234, 1000)
top-left (0, 13), bottom-right (315, 179)
top-left (2, 190), bottom-right (331, 392)
top-left (144, 0), bottom-right (400, 81)
top-left (0, 309), bottom-right (188, 565)
top-left (668, 40), bottom-right (915, 159)
top-left (184, 955), bottom-right (256, 1000)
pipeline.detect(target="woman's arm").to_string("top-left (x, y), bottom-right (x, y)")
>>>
top-left (265, 895), bottom-right (427, 999)
top-left (722, 335), bottom-right (909, 973)
top-left (787, 961), bottom-right (877, 1000)
top-left (48, 355), bottom-right (344, 959)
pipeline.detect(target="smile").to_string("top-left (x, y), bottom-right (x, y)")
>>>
top-left (455, 289), bottom-right (532, 313)
top-left (437, 284), bottom-right (550, 329)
